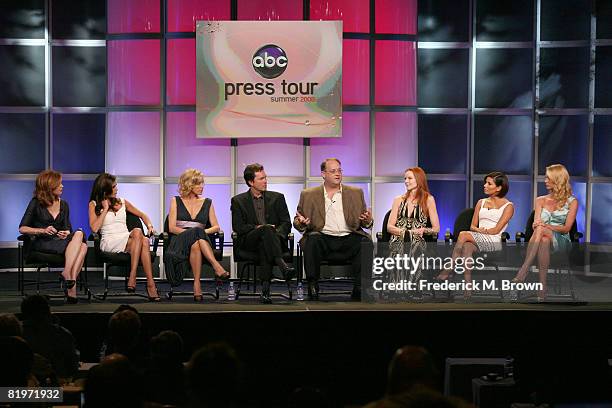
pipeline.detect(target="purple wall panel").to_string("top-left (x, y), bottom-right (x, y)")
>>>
top-left (236, 139), bottom-right (303, 177)
top-left (375, 0), bottom-right (417, 34)
top-left (107, 112), bottom-right (161, 176)
top-left (0, 181), bottom-right (35, 241)
top-left (167, 0), bottom-right (230, 32)
top-left (165, 112), bottom-right (231, 178)
top-left (310, 0), bottom-right (370, 32)
top-left (375, 112), bottom-right (417, 176)
top-left (374, 182), bottom-right (405, 238)
top-left (108, 0), bottom-right (160, 33)
top-left (167, 39), bottom-right (195, 105)
top-left (238, 0), bottom-right (302, 20)
top-left (310, 112), bottom-right (370, 177)
top-left (375, 41), bottom-right (416, 106)
top-left (343, 39), bottom-right (369, 105)
top-left (108, 40), bottom-right (160, 106)
top-left (116, 183), bottom-right (161, 233)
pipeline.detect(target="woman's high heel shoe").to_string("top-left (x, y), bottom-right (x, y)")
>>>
top-left (434, 270), bottom-right (453, 282)
top-left (193, 294), bottom-right (203, 302)
top-left (126, 286), bottom-right (136, 293)
top-left (214, 270), bottom-right (230, 281)
top-left (146, 286), bottom-right (161, 302)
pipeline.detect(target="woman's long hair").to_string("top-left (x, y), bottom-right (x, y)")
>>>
top-left (546, 164), bottom-right (572, 209)
top-left (90, 173), bottom-right (120, 215)
top-left (34, 170), bottom-right (62, 207)
top-left (402, 167), bottom-right (432, 217)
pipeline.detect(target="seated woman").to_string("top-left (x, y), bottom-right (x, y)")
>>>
top-left (88, 173), bottom-right (160, 301)
top-left (436, 172), bottom-right (514, 298)
top-left (387, 167), bottom-right (440, 295)
top-left (19, 170), bottom-right (87, 303)
top-left (513, 164), bottom-right (578, 301)
top-left (165, 169), bottom-right (229, 302)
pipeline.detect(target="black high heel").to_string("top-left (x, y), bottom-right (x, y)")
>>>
top-left (146, 286), bottom-right (161, 302)
top-left (66, 296), bottom-right (78, 304)
top-left (193, 294), bottom-right (203, 302)
top-left (214, 270), bottom-right (230, 281)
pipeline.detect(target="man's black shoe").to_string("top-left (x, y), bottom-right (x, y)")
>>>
top-left (276, 258), bottom-right (295, 281)
top-left (260, 281), bottom-right (273, 304)
top-left (308, 281), bottom-right (320, 301)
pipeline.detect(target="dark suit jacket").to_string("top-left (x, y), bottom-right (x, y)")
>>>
top-left (293, 184), bottom-right (373, 245)
top-left (231, 190), bottom-right (291, 247)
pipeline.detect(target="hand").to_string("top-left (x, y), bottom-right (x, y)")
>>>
top-left (411, 227), bottom-right (425, 236)
top-left (359, 208), bottom-right (372, 224)
top-left (147, 225), bottom-right (156, 236)
top-left (296, 211), bottom-right (311, 226)
top-left (57, 230), bottom-right (70, 240)
top-left (42, 226), bottom-right (57, 236)
top-left (101, 199), bottom-right (110, 211)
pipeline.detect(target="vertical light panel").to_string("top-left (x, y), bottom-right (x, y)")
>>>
top-left (375, 0), bottom-right (417, 34)
top-left (107, 112), bottom-right (161, 176)
top-left (52, 113), bottom-right (106, 174)
top-left (107, 0), bottom-right (160, 33)
top-left (108, 40), bottom-right (161, 106)
top-left (116, 183), bottom-right (161, 232)
top-left (310, 0), bottom-right (370, 33)
top-left (375, 112), bottom-right (417, 177)
top-left (375, 41), bottom-right (417, 105)
top-left (236, 139), bottom-right (304, 177)
top-left (167, 39), bottom-right (195, 105)
top-left (62, 180), bottom-right (95, 237)
top-left (310, 112), bottom-right (370, 177)
top-left (0, 181), bottom-right (35, 242)
top-left (374, 182), bottom-right (406, 238)
top-left (167, 0), bottom-right (230, 32)
top-left (343, 39), bottom-right (370, 105)
top-left (165, 112), bottom-right (231, 178)
top-left (237, 0), bottom-right (302, 20)
top-left (165, 183), bottom-right (232, 237)
top-left (591, 183), bottom-right (612, 242)
top-left (427, 180), bottom-right (466, 235)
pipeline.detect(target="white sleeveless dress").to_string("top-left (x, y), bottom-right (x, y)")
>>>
top-left (99, 198), bottom-right (131, 253)
top-left (468, 199), bottom-right (513, 252)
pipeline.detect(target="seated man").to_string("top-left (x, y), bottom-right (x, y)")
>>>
top-left (294, 158), bottom-right (373, 301)
top-left (231, 163), bottom-right (294, 304)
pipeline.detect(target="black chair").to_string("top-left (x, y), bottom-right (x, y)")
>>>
top-left (232, 231), bottom-right (294, 300)
top-left (444, 208), bottom-right (509, 300)
top-left (17, 231), bottom-right (89, 299)
top-left (296, 232), bottom-right (375, 299)
top-left (90, 211), bottom-right (161, 300)
top-left (162, 216), bottom-right (224, 300)
top-left (515, 210), bottom-right (582, 300)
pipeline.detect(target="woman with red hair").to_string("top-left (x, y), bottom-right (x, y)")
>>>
top-left (386, 167), bottom-right (440, 297)
top-left (19, 170), bottom-right (87, 303)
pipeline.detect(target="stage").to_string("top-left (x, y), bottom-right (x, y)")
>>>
top-left (2, 273), bottom-right (612, 407)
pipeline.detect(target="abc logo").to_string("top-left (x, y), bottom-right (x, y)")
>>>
top-left (252, 44), bottom-right (288, 79)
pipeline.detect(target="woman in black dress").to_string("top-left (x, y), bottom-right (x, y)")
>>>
top-left (19, 170), bottom-right (87, 303)
top-left (165, 169), bottom-right (229, 301)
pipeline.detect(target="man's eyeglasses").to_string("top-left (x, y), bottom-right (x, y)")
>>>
top-left (326, 168), bottom-right (343, 174)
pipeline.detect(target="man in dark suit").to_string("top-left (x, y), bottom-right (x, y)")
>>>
top-left (231, 163), bottom-right (294, 304)
top-left (294, 158), bottom-right (373, 301)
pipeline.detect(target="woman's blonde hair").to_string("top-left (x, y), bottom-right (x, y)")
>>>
top-left (178, 169), bottom-right (204, 197)
top-left (546, 164), bottom-right (572, 208)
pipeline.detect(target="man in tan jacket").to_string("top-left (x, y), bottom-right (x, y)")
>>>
top-left (294, 158), bottom-right (373, 300)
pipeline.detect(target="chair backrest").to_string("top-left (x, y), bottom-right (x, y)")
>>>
top-left (452, 208), bottom-right (475, 241)
top-left (380, 210), bottom-right (392, 243)
top-left (524, 209), bottom-right (579, 242)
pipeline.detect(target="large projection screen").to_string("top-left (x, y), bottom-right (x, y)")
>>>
top-left (196, 20), bottom-right (342, 138)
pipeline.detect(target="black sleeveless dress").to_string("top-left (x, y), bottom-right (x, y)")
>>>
top-left (164, 197), bottom-right (212, 286)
